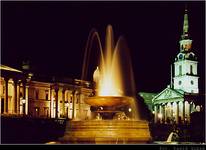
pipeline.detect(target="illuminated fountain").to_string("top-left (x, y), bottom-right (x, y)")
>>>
top-left (59, 25), bottom-right (151, 144)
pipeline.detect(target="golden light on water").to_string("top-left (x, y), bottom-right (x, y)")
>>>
top-left (60, 25), bottom-right (151, 143)
top-left (98, 67), bottom-right (123, 96)
top-left (97, 25), bottom-right (123, 96)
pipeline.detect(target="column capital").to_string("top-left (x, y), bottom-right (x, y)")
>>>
top-left (4, 77), bottom-right (9, 82)
top-left (154, 104), bottom-right (158, 107)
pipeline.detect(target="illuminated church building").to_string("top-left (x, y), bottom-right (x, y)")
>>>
top-left (152, 8), bottom-right (203, 124)
top-left (0, 8), bottom-right (203, 124)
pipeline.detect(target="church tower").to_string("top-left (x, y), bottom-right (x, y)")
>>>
top-left (173, 7), bottom-right (199, 94)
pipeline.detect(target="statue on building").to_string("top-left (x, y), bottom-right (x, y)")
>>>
top-left (93, 66), bottom-right (100, 95)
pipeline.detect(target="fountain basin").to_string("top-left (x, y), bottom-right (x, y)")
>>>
top-left (59, 120), bottom-right (151, 144)
top-left (84, 96), bottom-right (133, 107)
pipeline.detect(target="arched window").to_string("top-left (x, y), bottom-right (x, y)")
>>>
top-left (179, 65), bottom-right (182, 75)
top-left (190, 65), bottom-right (193, 74)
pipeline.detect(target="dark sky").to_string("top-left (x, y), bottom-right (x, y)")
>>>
top-left (1, 1), bottom-right (205, 93)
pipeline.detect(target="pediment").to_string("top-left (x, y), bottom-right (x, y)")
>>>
top-left (153, 88), bottom-right (183, 102)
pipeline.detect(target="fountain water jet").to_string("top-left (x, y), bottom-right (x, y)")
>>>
top-left (59, 25), bottom-right (151, 144)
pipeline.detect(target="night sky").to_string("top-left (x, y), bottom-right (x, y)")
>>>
top-left (1, 1), bottom-right (205, 93)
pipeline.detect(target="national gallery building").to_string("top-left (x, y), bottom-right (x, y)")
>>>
top-left (0, 64), bottom-right (93, 120)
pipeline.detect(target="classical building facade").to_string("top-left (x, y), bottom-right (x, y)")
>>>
top-left (0, 65), bottom-right (31, 115)
top-left (0, 64), bottom-right (93, 120)
top-left (152, 8), bottom-right (203, 124)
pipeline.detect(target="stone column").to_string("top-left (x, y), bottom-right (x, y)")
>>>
top-left (0, 78), bottom-right (5, 114)
top-left (54, 85), bottom-right (59, 118)
top-left (50, 88), bottom-right (54, 118)
top-left (170, 102), bottom-right (173, 122)
top-left (166, 103), bottom-right (171, 124)
top-left (164, 103), bottom-right (167, 123)
top-left (17, 83), bottom-right (20, 114)
top-left (0, 85), bottom-right (1, 114)
top-left (78, 93), bottom-right (81, 119)
top-left (22, 82), bottom-right (26, 115)
top-left (154, 105), bottom-right (158, 123)
top-left (25, 85), bottom-right (29, 115)
top-left (13, 79), bottom-right (18, 113)
top-left (161, 105), bottom-right (164, 123)
top-left (4, 78), bottom-right (9, 113)
top-left (176, 102), bottom-right (179, 124)
top-left (183, 101), bottom-right (185, 123)
top-left (72, 90), bottom-right (76, 119)
top-left (159, 105), bottom-right (162, 123)
top-left (188, 102), bottom-right (192, 123)
top-left (79, 93), bottom-right (84, 119)
top-left (62, 89), bottom-right (65, 118)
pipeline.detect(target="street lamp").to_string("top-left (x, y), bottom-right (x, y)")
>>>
top-left (21, 99), bottom-right (26, 115)
top-left (65, 102), bottom-right (69, 107)
top-left (65, 102), bottom-right (69, 118)
top-left (22, 99), bottom-right (26, 104)
top-left (158, 113), bottom-right (162, 119)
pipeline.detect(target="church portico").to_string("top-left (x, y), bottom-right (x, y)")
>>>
top-left (153, 89), bottom-right (202, 124)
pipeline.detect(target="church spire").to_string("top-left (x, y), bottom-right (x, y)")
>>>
top-left (179, 5), bottom-right (193, 53)
top-left (181, 5), bottom-right (189, 40)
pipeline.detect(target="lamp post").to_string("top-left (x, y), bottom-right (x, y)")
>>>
top-left (158, 113), bottom-right (163, 123)
top-left (65, 102), bottom-right (69, 119)
top-left (22, 99), bottom-right (26, 115)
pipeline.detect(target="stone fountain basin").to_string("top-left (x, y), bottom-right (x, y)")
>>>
top-left (59, 120), bottom-right (152, 144)
top-left (84, 96), bottom-right (133, 107)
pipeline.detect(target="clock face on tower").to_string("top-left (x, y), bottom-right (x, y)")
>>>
top-left (179, 54), bottom-right (183, 59)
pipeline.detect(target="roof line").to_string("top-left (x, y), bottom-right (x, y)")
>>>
top-left (0, 64), bottom-right (22, 73)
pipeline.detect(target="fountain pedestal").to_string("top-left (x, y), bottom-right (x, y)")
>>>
top-left (58, 25), bottom-right (152, 144)
top-left (59, 120), bottom-right (151, 144)
top-left (59, 96), bottom-right (152, 144)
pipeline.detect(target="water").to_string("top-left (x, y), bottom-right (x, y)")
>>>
top-left (58, 25), bottom-right (151, 144)
top-left (81, 25), bottom-right (139, 120)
